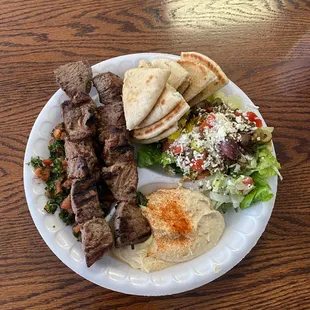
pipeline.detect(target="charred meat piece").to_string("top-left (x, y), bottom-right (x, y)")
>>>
top-left (103, 131), bottom-right (134, 166)
top-left (101, 161), bottom-right (138, 202)
top-left (81, 217), bottom-right (113, 267)
top-left (114, 201), bottom-right (151, 248)
top-left (71, 178), bottom-right (104, 224)
top-left (96, 105), bottom-right (126, 142)
top-left (93, 72), bottom-right (123, 104)
top-left (65, 138), bottom-right (99, 179)
top-left (61, 93), bottom-right (97, 141)
top-left (55, 61), bottom-right (92, 98)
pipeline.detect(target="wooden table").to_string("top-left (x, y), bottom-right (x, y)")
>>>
top-left (1, 0), bottom-right (309, 309)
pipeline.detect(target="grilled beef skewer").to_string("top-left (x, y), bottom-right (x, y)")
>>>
top-left (93, 72), bottom-right (151, 247)
top-left (55, 62), bottom-right (113, 267)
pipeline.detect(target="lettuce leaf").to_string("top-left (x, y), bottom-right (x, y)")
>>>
top-left (137, 144), bottom-right (162, 168)
top-left (240, 185), bottom-right (273, 209)
top-left (240, 171), bottom-right (274, 209)
top-left (160, 152), bottom-right (175, 167)
top-left (255, 147), bottom-right (281, 178)
top-left (137, 144), bottom-right (176, 168)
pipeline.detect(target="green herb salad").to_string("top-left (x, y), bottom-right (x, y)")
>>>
top-left (137, 92), bottom-right (281, 212)
top-left (28, 123), bottom-right (81, 238)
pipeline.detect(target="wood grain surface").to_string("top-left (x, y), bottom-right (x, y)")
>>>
top-left (1, 0), bottom-right (310, 309)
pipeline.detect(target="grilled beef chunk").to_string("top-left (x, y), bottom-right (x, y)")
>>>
top-left (65, 138), bottom-right (99, 179)
top-left (101, 161), bottom-right (138, 202)
top-left (71, 178), bottom-right (104, 224)
top-left (81, 217), bottom-right (113, 267)
top-left (96, 105), bottom-right (126, 142)
top-left (61, 93), bottom-right (97, 141)
top-left (93, 72), bottom-right (123, 104)
top-left (114, 201), bottom-right (151, 248)
top-left (55, 61), bottom-right (92, 98)
top-left (103, 132), bottom-right (134, 166)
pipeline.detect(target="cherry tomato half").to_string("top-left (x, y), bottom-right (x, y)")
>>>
top-left (191, 158), bottom-right (205, 172)
top-left (254, 118), bottom-right (263, 127)
top-left (171, 145), bottom-right (183, 155)
top-left (246, 111), bottom-right (263, 127)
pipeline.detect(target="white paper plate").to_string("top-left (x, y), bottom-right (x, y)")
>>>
top-left (23, 53), bottom-right (277, 296)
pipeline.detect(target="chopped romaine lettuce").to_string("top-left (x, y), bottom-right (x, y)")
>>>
top-left (137, 144), bottom-right (162, 168)
top-left (137, 144), bottom-right (176, 168)
top-left (160, 152), bottom-right (175, 167)
top-left (255, 146), bottom-right (281, 179)
top-left (240, 185), bottom-right (273, 209)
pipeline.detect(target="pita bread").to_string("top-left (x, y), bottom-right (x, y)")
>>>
top-left (136, 84), bottom-right (186, 129)
top-left (122, 68), bottom-right (170, 130)
top-left (181, 52), bottom-right (229, 105)
top-left (189, 80), bottom-right (226, 106)
top-left (133, 123), bottom-right (178, 144)
top-left (133, 100), bottom-right (190, 140)
top-left (177, 78), bottom-right (191, 94)
top-left (177, 59), bottom-right (216, 103)
top-left (139, 59), bottom-right (152, 68)
top-left (151, 58), bottom-right (190, 90)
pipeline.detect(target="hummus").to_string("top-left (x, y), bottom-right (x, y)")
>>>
top-left (112, 188), bottom-right (225, 272)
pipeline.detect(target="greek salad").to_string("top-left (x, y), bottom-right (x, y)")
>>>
top-left (137, 92), bottom-right (281, 212)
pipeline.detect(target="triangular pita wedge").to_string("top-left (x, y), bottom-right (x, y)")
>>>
top-left (139, 59), bottom-right (152, 68)
top-left (189, 80), bottom-right (226, 106)
top-left (177, 78), bottom-right (191, 94)
top-left (151, 58), bottom-right (190, 90)
top-left (123, 68), bottom-right (170, 130)
top-left (177, 59), bottom-right (216, 102)
top-left (133, 123), bottom-right (178, 144)
top-left (136, 84), bottom-right (186, 129)
top-left (181, 52), bottom-right (229, 105)
top-left (133, 101), bottom-right (190, 140)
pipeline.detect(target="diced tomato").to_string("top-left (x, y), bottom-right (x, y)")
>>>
top-left (246, 111), bottom-right (258, 122)
top-left (234, 111), bottom-right (241, 117)
top-left (55, 180), bottom-right (62, 194)
top-left (200, 114), bottom-right (216, 131)
top-left (61, 196), bottom-right (72, 210)
top-left (73, 225), bottom-right (80, 234)
top-left (191, 158), bottom-right (205, 172)
top-left (53, 128), bottom-right (62, 139)
top-left (242, 177), bottom-right (253, 185)
top-left (246, 111), bottom-right (262, 127)
top-left (62, 159), bottom-right (67, 168)
top-left (205, 107), bottom-right (213, 113)
top-left (42, 159), bottom-right (52, 166)
top-left (254, 118), bottom-right (263, 127)
top-left (171, 145), bottom-right (183, 155)
top-left (34, 167), bottom-right (50, 182)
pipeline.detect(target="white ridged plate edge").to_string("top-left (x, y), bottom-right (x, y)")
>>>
top-left (23, 53), bottom-right (277, 296)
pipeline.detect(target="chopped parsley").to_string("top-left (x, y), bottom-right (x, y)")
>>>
top-left (136, 191), bottom-right (148, 207)
top-left (48, 139), bottom-right (65, 159)
top-left (28, 157), bottom-right (43, 169)
top-left (59, 209), bottom-right (75, 225)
